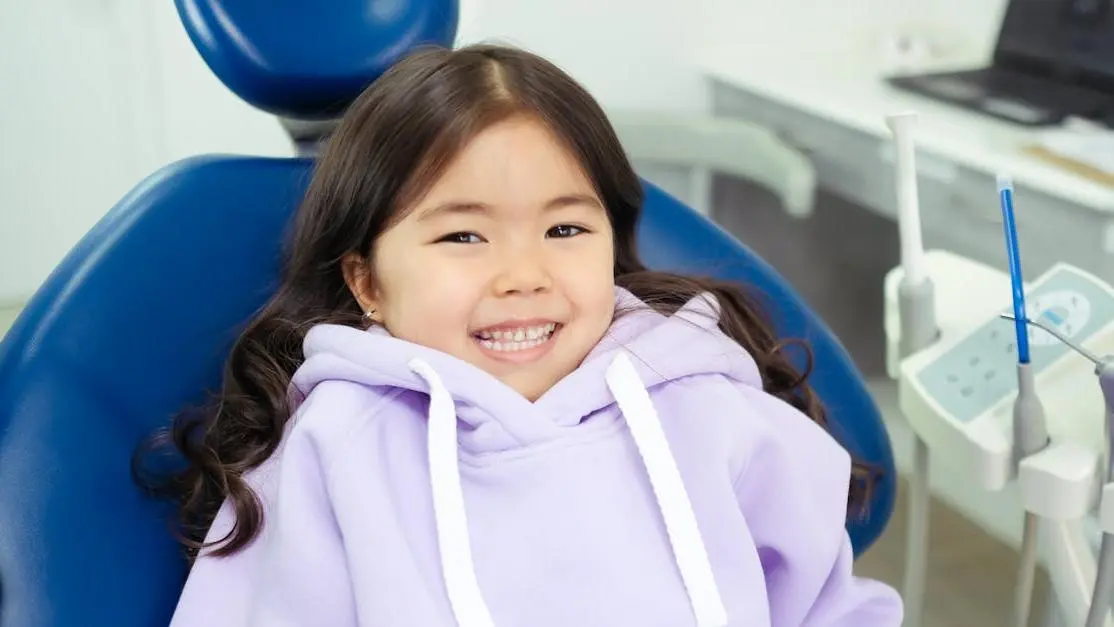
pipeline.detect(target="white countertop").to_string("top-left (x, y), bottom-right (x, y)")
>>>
top-left (698, 41), bottom-right (1114, 214)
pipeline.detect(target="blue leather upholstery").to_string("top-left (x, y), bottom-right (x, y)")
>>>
top-left (0, 2), bottom-right (893, 626)
top-left (177, 0), bottom-right (460, 118)
top-left (0, 158), bottom-right (306, 627)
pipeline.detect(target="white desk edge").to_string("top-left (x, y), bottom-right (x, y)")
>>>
top-left (697, 42), bottom-right (1114, 215)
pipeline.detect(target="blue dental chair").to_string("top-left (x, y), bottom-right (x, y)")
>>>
top-left (0, 2), bottom-right (895, 626)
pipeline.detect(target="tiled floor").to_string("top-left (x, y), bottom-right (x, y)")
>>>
top-left (710, 175), bottom-right (1053, 626)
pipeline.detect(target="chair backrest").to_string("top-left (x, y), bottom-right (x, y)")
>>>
top-left (0, 3), bottom-right (894, 626)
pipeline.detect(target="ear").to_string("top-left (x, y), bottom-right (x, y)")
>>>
top-left (341, 252), bottom-right (380, 320)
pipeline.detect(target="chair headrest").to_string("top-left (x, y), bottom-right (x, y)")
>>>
top-left (176, 0), bottom-right (460, 120)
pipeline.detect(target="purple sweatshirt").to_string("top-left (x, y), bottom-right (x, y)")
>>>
top-left (169, 289), bottom-right (902, 626)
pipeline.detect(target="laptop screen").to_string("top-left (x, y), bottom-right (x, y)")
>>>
top-left (996, 0), bottom-right (1114, 80)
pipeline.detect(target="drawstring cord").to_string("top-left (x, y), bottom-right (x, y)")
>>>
top-left (410, 359), bottom-right (497, 627)
top-left (410, 353), bottom-right (728, 627)
top-left (605, 353), bottom-right (729, 627)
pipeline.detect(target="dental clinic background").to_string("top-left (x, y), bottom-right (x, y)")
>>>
top-left (0, 1), bottom-right (1049, 625)
top-left (0, 0), bottom-right (1003, 306)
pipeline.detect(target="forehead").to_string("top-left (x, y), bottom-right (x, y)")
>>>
top-left (415, 117), bottom-right (597, 213)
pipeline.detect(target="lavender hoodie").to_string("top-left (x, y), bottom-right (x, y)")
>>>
top-left (169, 289), bottom-right (902, 627)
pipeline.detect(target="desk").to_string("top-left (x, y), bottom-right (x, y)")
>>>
top-left (700, 42), bottom-right (1114, 280)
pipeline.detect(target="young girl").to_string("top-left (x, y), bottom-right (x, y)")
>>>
top-left (147, 43), bottom-right (902, 626)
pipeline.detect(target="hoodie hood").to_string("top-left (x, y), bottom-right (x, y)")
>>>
top-left (293, 287), bottom-right (761, 455)
top-left (289, 287), bottom-right (757, 627)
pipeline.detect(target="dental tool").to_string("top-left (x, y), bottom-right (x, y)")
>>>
top-left (1003, 309), bottom-right (1114, 627)
top-left (997, 174), bottom-right (1050, 627)
top-left (884, 111), bottom-right (939, 627)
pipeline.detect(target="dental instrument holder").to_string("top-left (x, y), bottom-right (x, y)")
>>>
top-left (894, 225), bottom-right (938, 627)
top-left (882, 116), bottom-right (1089, 625)
top-left (885, 111), bottom-right (939, 627)
top-left (899, 279), bottom-right (939, 357)
top-left (1012, 355), bottom-right (1050, 468)
top-left (1013, 363), bottom-right (1050, 464)
top-left (887, 110), bottom-right (939, 357)
top-left (998, 175), bottom-right (1052, 474)
top-left (1005, 314), bottom-right (1114, 625)
top-left (892, 260), bottom-right (1114, 627)
top-left (1011, 359), bottom-right (1049, 627)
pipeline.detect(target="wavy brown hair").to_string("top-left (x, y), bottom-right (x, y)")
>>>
top-left (134, 43), bottom-right (877, 560)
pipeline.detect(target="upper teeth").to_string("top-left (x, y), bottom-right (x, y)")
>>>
top-left (476, 323), bottom-right (556, 341)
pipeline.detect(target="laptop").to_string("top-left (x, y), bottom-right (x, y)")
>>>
top-left (887, 0), bottom-right (1114, 127)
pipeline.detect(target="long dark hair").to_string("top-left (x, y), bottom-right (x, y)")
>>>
top-left (134, 43), bottom-right (878, 560)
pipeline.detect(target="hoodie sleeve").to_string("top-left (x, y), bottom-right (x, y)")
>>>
top-left (169, 399), bottom-right (359, 627)
top-left (730, 383), bottom-right (903, 627)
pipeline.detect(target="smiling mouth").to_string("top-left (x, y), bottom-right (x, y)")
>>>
top-left (472, 322), bottom-right (559, 353)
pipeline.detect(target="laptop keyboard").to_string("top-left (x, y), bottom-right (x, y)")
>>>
top-left (897, 67), bottom-right (1114, 125)
top-left (967, 68), bottom-right (1108, 112)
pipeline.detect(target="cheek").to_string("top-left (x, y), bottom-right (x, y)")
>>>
top-left (562, 239), bottom-right (617, 326)
top-left (585, 275), bottom-right (618, 329)
top-left (376, 255), bottom-right (481, 345)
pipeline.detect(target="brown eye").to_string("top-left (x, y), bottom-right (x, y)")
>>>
top-left (436, 232), bottom-right (484, 244)
top-left (546, 224), bottom-right (586, 238)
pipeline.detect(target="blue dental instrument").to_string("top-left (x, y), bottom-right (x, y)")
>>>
top-left (1000, 175), bottom-right (1030, 364)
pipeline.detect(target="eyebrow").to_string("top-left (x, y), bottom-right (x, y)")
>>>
top-left (415, 193), bottom-right (603, 222)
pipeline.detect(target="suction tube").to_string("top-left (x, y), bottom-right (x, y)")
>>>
top-left (1086, 361), bottom-right (1114, 627)
top-left (885, 111), bottom-right (938, 627)
top-left (1088, 431), bottom-right (1114, 627)
top-left (998, 175), bottom-right (1048, 627)
top-left (889, 113), bottom-right (927, 288)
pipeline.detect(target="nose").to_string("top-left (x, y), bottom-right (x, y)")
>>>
top-left (492, 247), bottom-right (552, 296)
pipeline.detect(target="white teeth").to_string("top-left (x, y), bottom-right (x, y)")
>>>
top-left (475, 323), bottom-right (557, 352)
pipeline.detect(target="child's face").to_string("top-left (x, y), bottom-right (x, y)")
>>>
top-left (346, 117), bottom-right (617, 401)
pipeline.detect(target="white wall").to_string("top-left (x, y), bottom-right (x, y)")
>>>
top-left (456, 0), bottom-right (708, 113)
top-left (0, 3), bottom-right (152, 303)
top-left (0, 2), bottom-right (293, 305)
top-left (144, 4), bottom-right (293, 163)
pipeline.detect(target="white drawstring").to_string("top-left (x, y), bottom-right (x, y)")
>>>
top-left (410, 359), bottom-right (497, 627)
top-left (605, 353), bottom-right (729, 627)
top-left (410, 354), bottom-right (728, 627)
